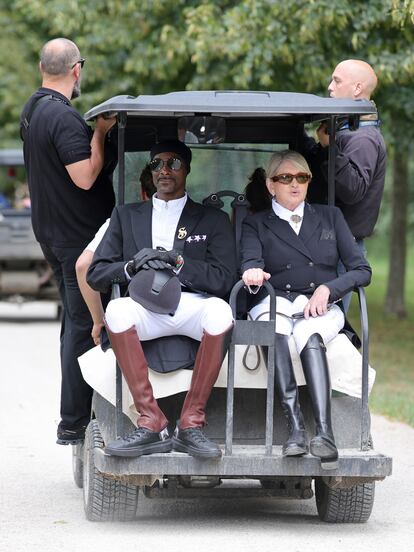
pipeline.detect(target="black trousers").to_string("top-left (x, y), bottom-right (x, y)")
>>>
top-left (41, 243), bottom-right (93, 428)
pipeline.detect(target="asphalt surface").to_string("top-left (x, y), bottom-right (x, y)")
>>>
top-left (1, 301), bottom-right (413, 551)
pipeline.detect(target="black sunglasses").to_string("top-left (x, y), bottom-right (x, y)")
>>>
top-left (270, 172), bottom-right (311, 185)
top-left (71, 58), bottom-right (86, 69)
top-left (149, 157), bottom-right (183, 172)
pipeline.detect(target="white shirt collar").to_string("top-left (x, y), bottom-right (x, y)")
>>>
top-left (152, 192), bottom-right (188, 212)
top-left (272, 200), bottom-right (305, 222)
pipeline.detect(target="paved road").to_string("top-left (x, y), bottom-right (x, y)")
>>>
top-left (1, 302), bottom-right (414, 552)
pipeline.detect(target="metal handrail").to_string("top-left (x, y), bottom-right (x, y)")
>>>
top-left (226, 280), bottom-right (276, 455)
top-left (327, 115), bottom-right (337, 206)
top-left (357, 286), bottom-right (370, 450)
top-left (110, 283), bottom-right (124, 439)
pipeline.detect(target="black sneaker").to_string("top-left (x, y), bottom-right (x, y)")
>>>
top-left (172, 426), bottom-right (222, 459)
top-left (56, 423), bottom-right (87, 445)
top-left (105, 426), bottom-right (172, 457)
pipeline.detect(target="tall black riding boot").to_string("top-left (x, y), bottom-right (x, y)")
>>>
top-left (300, 333), bottom-right (338, 468)
top-left (274, 333), bottom-right (308, 457)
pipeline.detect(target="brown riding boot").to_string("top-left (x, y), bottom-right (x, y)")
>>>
top-left (104, 324), bottom-right (171, 457)
top-left (173, 326), bottom-right (233, 458)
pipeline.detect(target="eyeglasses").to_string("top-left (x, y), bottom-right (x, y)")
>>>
top-left (71, 58), bottom-right (86, 69)
top-left (270, 173), bottom-right (311, 185)
top-left (149, 157), bottom-right (183, 172)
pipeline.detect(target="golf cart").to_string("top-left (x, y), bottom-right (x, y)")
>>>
top-left (0, 148), bottom-right (59, 305)
top-left (74, 90), bottom-right (392, 522)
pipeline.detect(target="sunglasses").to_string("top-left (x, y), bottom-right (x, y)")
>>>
top-left (71, 58), bottom-right (86, 69)
top-left (149, 157), bottom-right (183, 172)
top-left (270, 173), bottom-right (311, 185)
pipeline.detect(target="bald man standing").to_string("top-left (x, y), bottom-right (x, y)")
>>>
top-left (20, 38), bottom-right (117, 445)
top-left (327, 59), bottom-right (378, 100)
top-left (305, 59), bottom-right (386, 311)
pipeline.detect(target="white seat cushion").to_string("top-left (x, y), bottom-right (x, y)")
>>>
top-left (79, 334), bottom-right (375, 423)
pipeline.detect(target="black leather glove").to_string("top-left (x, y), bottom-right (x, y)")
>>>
top-left (146, 259), bottom-right (173, 270)
top-left (126, 247), bottom-right (182, 277)
top-left (151, 248), bottom-right (182, 268)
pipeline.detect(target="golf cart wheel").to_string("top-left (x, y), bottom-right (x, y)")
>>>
top-left (315, 477), bottom-right (375, 523)
top-left (83, 420), bottom-right (139, 521)
top-left (72, 442), bottom-right (84, 488)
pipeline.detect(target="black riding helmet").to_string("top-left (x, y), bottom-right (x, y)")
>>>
top-left (128, 267), bottom-right (181, 315)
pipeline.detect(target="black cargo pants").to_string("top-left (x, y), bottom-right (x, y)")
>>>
top-left (40, 243), bottom-right (93, 429)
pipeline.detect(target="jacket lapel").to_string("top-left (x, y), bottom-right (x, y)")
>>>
top-left (130, 201), bottom-right (153, 251)
top-left (172, 198), bottom-right (204, 251)
top-left (298, 203), bottom-right (322, 246)
top-left (263, 210), bottom-right (312, 258)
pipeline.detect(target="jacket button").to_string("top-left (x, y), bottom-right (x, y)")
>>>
top-left (309, 282), bottom-right (315, 288)
top-left (286, 264), bottom-right (292, 269)
top-left (309, 262), bottom-right (314, 267)
top-left (286, 284), bottom-right (291, 290)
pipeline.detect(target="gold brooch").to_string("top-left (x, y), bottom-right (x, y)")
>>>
top-left (177, 227), bottom-right (187, 240)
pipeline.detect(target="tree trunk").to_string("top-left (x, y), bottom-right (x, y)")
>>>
top-left (384, 144), bottom-right (409, 317)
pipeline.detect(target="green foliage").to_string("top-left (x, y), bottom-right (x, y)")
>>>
top-left (348, 237), bottom-right (414, 426)
top-left (1, 0), bottom-right (413, 146)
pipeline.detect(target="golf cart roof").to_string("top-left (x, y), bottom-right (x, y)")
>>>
top-left (84, 91), bottom-right (376, 152)
top-left (84, 90), bottom-right (375, 120)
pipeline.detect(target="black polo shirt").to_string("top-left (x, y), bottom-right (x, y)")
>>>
top-left (21, 87), bottom-right (116, 248)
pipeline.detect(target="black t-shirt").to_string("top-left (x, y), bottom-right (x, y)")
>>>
top-left (21, 87), bottom-right (116, 248)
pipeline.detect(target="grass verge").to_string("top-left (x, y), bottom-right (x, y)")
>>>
top-left (348, 237), bottom-right (414, 427)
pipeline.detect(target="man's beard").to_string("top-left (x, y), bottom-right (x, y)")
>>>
top-left (71, 79), bottom-right (81, 100)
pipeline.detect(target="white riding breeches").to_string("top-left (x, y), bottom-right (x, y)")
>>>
top-left (105, 292), bottom-right (233, 341)
top-left (249, 294), bottom-right (345, 354)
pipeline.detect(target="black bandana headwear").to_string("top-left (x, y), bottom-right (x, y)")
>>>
top-left (150, 139), bottom-right (192, 172)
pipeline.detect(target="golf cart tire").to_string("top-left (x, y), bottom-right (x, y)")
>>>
top-left (72, 443), bottom-right (84, 489)
top-left (83, 419), bottom-right (139, 522)
top-left (315, 477), bottom-right (375, 523)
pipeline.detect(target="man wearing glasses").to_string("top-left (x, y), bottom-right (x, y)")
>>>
top-left (20, 38), bottom-right (117, 446)
top-left (87, 140), bottom-right (237, 459)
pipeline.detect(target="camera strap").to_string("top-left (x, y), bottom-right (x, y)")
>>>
top-left (20, 94), bottom-right (68, 141)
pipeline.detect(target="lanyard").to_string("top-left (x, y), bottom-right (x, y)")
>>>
top-left (338, 120), bottom-right (380, 131)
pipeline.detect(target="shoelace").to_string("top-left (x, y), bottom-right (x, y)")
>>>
top-left (121, 427), bottom-right (149, 443)
top-left (185, 428), bottom-right (208, 444)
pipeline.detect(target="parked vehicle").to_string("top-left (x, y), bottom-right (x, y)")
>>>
top-left (74, 91), bottom-right (392, 523)
top-left (0, 149), bottom-right (59, 305)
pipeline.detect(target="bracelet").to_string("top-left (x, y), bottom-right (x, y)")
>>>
top-left (246, 284), bottom-right (261, 295)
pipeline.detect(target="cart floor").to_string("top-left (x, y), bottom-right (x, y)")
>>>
top-left (94, 444), bottom-right (391, 478)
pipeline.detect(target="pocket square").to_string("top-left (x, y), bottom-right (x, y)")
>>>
top-left (320, 229), bottom-right (336, 240)
top-left (186, 234), bottom-right (207, 243)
